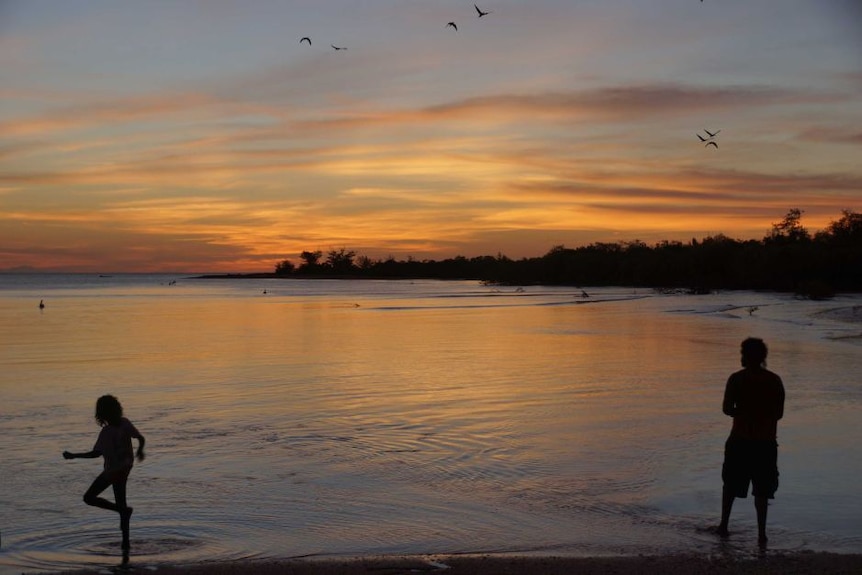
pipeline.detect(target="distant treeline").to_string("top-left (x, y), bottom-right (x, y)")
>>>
top-left (272, 209), bottom-right (862, 298)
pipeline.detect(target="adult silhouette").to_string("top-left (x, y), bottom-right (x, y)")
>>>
top-left (716, 338), bottom-right (785, 547)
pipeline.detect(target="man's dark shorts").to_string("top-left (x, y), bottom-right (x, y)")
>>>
top-left (722, 438), bottom-right (779, 499)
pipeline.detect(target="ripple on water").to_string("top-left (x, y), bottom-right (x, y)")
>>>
top-left (2, 516), bottom-right (266, 575)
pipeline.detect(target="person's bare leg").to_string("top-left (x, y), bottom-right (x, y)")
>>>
top-left (755, 496), bottom-right (769, 547)
top-left (84, 474), bottom-right (121, 512)
top-left (717, 487), bottom-right (733, 537)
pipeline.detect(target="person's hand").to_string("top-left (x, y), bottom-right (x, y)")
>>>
top-left (136, 449), bottom-right (146, 462)
top-left (63, 451), bottom-right (74, 460)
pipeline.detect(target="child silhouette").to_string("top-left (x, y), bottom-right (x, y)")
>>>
top-left (63, 395), bottom-right (145, 550)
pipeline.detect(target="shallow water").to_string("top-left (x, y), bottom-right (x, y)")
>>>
top-left (1, 275), bottom-right (861, 574)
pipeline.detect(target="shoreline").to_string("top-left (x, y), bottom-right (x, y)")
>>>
top-left (39, 551), bottom-right (862, 575)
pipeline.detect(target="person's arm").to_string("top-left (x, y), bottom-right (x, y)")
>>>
top-left (776, 379), bottom-right (785, 421)
top-left (63, 449), bottom-right (101, 460)
top-left (135, 434), bottom-right (146, 462)
top-left (126, 419), bottom-right (146, 462)
top-left (722, 376), bottom-right (737, 417)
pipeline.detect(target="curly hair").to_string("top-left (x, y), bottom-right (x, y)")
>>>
top-left (95, 394), bottom-right (124, 427)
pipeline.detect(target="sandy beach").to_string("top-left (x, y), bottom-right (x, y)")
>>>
top-left (42, 552), bottom-right (862, 575)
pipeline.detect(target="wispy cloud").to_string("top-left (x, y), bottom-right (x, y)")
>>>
top-left (0, 92), bottom-right (231, 137)
top-left (797, 128), bottom-right (862, 146)
top-left (2, 2), bottom-right (860, 271)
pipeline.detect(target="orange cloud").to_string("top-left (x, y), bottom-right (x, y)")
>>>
top-left (2, 78), bottom-right (859, 271)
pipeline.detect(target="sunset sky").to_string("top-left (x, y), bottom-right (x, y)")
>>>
top-left (2, 1), bottom-right (861, 272)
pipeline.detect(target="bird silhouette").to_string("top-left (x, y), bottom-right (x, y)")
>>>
top-left (331, 44), bottom-right (347, 51)
top-left (447, 22), bottom-right (457, 30)
top-left (39, 299), bottom-right (45, 309)
top-left (704, 129), bottom-right (721, 138)
top-left (474, 4), bottom-right (491, 17)
top-left (697, 133), bottom-right (709, 142)
top-left (705, 141), bottom-right (718, 148)
top-left (300, 37), bottom-right (311, 45)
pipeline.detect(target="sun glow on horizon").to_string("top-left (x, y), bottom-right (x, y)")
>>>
top-left (1, 2), bottom-right (859, 272)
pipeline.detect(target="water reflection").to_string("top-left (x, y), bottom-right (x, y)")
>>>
top-left (1, 280), bottom-right (861, 574)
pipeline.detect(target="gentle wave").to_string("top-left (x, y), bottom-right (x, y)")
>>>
top-left (2, 279), bottom-right (862, 574)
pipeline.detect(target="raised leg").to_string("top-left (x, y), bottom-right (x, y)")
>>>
top-left (83, 473), bottom-right (121, 512)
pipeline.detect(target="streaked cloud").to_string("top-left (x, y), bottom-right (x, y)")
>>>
top-left (1, 1), bottom-right (859, 271)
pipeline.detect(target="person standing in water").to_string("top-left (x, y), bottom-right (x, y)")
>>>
top-left (717, 338), bottom-right (785, 547)
top-left (63, 394), bottom-right (145, 550)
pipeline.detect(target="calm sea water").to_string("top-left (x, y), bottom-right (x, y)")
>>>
top-left (1, 274), bottom-right (861, 574)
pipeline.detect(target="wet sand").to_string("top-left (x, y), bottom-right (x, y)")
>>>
top-left (44, 552), bottom-right (862, 575)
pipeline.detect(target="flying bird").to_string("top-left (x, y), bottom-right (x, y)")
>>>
top-left (331, 44), bottom-right (347, 51)
top-left (474, 4), bottom-right (491, 17)
top-left (300, 37), bottom-right (311, 45)
top-left (705, 141), bottom-right (718, 148)
top-left (697, 129), bottom-right (720, 144)
top-left (447, 21), bottom-right (457, 30)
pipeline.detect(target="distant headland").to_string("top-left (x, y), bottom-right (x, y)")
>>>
top-left (197, 209), bottom-right (861, 299)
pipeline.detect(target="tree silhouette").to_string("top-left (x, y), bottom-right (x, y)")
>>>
top-left (767, 208), bottom-right (809, 244)
top-left (270, 209), bottom-right (861, 297)
top-left (298, 250), bottom-right (323, 273)
top-left (326, 248), bottom-right (356, 274)
top-left (274, 259), bottom-right (295, 275)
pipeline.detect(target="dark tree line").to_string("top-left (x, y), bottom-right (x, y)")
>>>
top-left (273, 209), bottom-right (862, 297)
